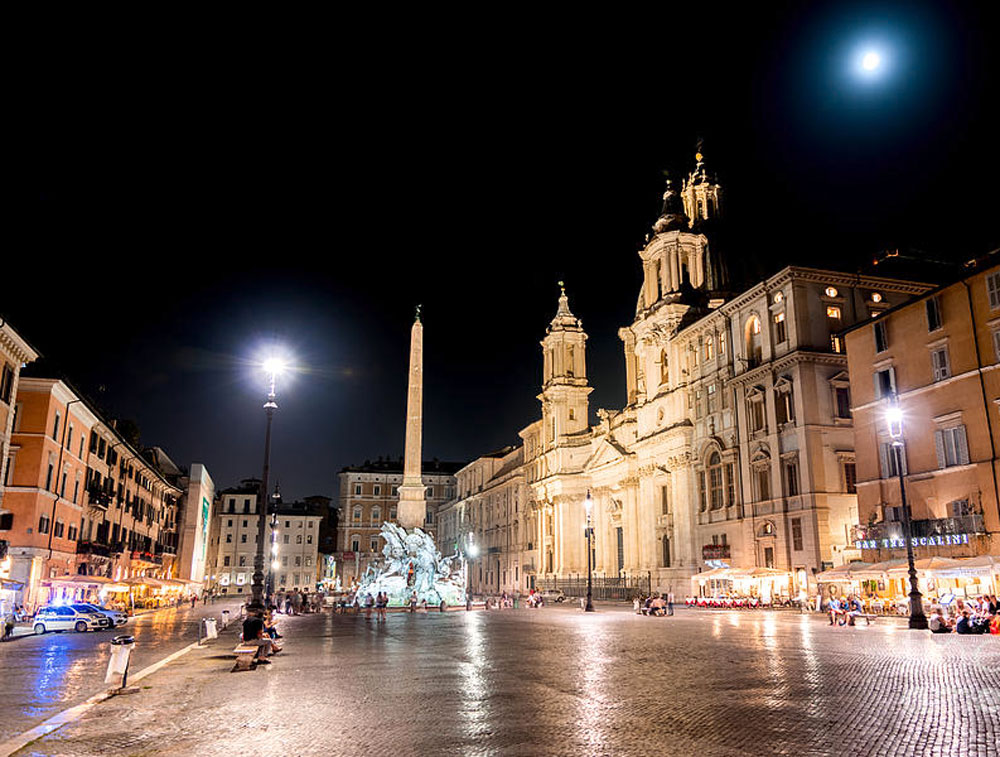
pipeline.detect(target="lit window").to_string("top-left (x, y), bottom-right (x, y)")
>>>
top-left (825, 286), bottom-right (839, 298)
top-left (826, 306), bottom-right (841, 320)
top-left (773, 291), bottom-right (783, 304)
top-left (871, 292), bottom-right (882, 303)
top-left (774, 312), bottom-right (787, 343)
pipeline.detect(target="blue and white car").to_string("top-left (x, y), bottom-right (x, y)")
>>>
top-left (33, 606), bottom-right (106, 634)
top-left (71, 603), bottom-right (128, 627)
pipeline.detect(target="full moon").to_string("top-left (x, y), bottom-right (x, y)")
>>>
top-left (861, 51), bottom-right (881, 71)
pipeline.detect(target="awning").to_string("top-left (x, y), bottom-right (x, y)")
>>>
top-left (886, 556), bottom-right (963, 576)
top-left (815, 562), bottom-right (876, 582)
top-left (915, 555), bottom-right (1000, 579)
top-left (0, 578), bottom-right (24, 590)
top-left (122, 576), bottom-right (167, 588)
top-left (46, 575), bottom-right (112, 586)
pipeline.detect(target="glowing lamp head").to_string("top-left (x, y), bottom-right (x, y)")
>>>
top-left (272, 560), bottom-right (280, 570)
top-left (584, 490), bottom-right (593, 517)
top-left (467, 543), bottom-right (480, 558)
top-left (885, 404), bottom-right (904, 438)
top-left (262, 358), bottom-right (287, 376)
top-left (861, 51), bottom-right (881, 71)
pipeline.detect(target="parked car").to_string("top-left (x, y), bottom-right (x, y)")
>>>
top-left (33, 606), bottom-right (106, 634)
top-left (539, 589), bottom-right (566, 603)
top-left (71, 603), bottom-right (127, 627)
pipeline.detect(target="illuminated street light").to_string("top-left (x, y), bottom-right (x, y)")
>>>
top-left (861, 50), bottom-right (881, 71)
top-left (249, 353), bottom-right (291, 611)
top-left (583, 490), bottom-right (594, 612)
top-left (884, 396), bottom-right (927, 630)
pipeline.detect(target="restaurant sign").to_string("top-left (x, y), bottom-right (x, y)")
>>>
top-left (702, 544), bottom-right (732, 560)
top-left (854, 534), bottom-right (970, 550)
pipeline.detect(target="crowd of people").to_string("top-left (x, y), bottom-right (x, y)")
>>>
top-left (635, 592), bottom-right (676, 616)
top-left (927, 595), bottom-right (1000, 635)
top-left (685, 595), bottom-right (800, 610)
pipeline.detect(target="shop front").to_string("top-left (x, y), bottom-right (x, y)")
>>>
top-left (692, 566), bottom-right (793, 605)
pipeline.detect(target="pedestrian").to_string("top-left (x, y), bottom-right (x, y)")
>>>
top-left (667, 590), bottom-right (675, 616)
top-left (364, 592), bottom-right (374, 620)
top-left (291, 590), bottom-right (302, 616)
top-left (190, 595), bottom-right (196, 609)
top-left (409, 592), bottom-right (418, 613)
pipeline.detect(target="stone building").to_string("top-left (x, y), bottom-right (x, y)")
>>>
top-left (335, 458), bottom-right (460, 587)
top-left (437, 446), bottom-right (531, 595)
top-left (843, 252), bottom-right (1000, 572)
top-left (271, 499), bottom-right (323, 591)
top-left (205, 479), bottom-right (263, 594)
top-left (438, 150), bottom-right (931, 600)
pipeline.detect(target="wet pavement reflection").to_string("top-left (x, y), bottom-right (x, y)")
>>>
top-left (0, 598), bottom-right (244, 742)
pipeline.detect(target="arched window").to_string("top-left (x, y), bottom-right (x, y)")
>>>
top-left (566, 345), bottom-right (575, 377)
top-left (746, 316), bottom-right (762, 366)
top-left (659, 349), bottom-right (669, 384)
top-left (370, 507), bottom-right (381, 526)
top-left (708, 452), bottom-right (724, 510)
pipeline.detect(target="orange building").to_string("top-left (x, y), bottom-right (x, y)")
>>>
top-left (2, 378), bottom-right (99, 608)
top-left (844, 251), bottom-right (1000, 598)
top-left (3, 376), bottom-right (183, 609)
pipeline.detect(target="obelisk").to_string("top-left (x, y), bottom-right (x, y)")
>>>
top-left (397, 306), bottom-right (426, 530)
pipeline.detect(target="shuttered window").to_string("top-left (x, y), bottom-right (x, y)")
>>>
top-left (934, 425), bottom-right (970, 468)
top-left (931, 347), bottom-right (951, 382)
top-left (873, 367), bottom-right (895, 399)
top-left (879, 442), bottom-right (907, 477)
top-left (987, 271), bottom-right (1000, 311)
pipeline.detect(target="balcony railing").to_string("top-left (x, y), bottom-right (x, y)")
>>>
top-left (76, 541), bottom-right (111, 557)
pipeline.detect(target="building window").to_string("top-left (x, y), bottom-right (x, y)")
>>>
top-left (0, 363), bottom-right (14, 405)
top-left (307, 535), bottom-right (313, 544)
top-left (238, 555), bottom-right (246, 567)
top-left (725, 463), bottom-right (735, 507)
top-left (746, 316), bottom-right (762, 365)
top-left (826, 306), bottom-right (841, 320)
top-left (775, 380), bottom-right (794, 426)
top-left (934, 425), bottom-right (969, 468)
top-left (370, 538), bottom-right (379, 552)
top-left (993, 330), bottom-right (1000, 363)
top-left (830, 334), bottom-right (843, 353)
top-left (296, 534), bottom-right (302, 544)
top-left (874, 367), bottom-right (896, 399)
top-left (773, 312), bottom-right (787, 344)
top-left (719, 331), bottom-right (727, 356)
top-left (660, 484), bottom-right (670, 515)
top-left (784, 459), bottom-right (799, 497)
top-left (354, 483), bottom-right (362, 496)
top-left (661, 536), bottom-right (671, 568)
top-left (353, 507), bottom-right (361, 523)
top-left (53, 520), bottom-right (65, 538)
top-left (708, 452), bottom-right (724, 510)
top-left (753, 465), bottom-right (771, 501)
top-left (283, 534), bottom-right (289, 544)
top-left (226, 533), bottom-right (233, 543)
top-left (763, 546), bottom-right (775, 568)
top-left (241, 534), bottom-right (247, 543)
top-left (987, 271), bottom-right (1000, 310)
top-left (351, 535), bottom-right (360, 552)
top-left (925, 297), bottom-right (943, 331)
top-left (371, 507), bottom-right (380, 526)
top-left (835, 387), bottom-right (852, 419)
top-left (698, 471), bottom-right (707, 511)
top-left (704, 336), bottom-right (714, 361)
top-left (874, 320), bottom-right (889, 353)
top-left (223, 556), bottom-right (231, 567)
top-left (931, 347), bottom-right (951, 382)
top-left (373, 484), bottom-right (381, 496)
top-left (39, 514), bottom-right (51, 534)
top-left (844, 461), bottom-right (857, 493)
top-left (295, 556), bottom-right (301, 566)
top-left (707, 383), bottom-right (717, 413)
top-left (880, 442), bottom-right (908, 477)
top-left (52, 412), bottom-right (60, 441)
top-left (748, 392), bottom-right (766, 434)
top-left (791, 518), bottom-right (803, 551)
top-left (825, 286), bottom-right (839, 298)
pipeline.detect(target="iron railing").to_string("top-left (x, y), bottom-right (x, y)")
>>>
top-left (544, 574), bottom-right (651, 601)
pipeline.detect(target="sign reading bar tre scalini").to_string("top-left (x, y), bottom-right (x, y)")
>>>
top-left (854, 534), bottom-right (970, 550)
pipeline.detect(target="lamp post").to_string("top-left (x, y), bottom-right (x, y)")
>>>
top-left (886, 397), bottom-right (928, 630)
top-left (249, 359), bottom-right (283, 611)
top-left (465, 532), bottom-right (479, 601)
top-left (584, 490), bottom-right (594, 612)
top-left (267, 512), bottom-right (278, 598)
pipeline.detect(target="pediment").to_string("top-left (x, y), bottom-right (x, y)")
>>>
top-left (585, 435), bottom-right (630, 471)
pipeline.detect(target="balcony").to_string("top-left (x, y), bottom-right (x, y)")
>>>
top-left (76, 541), bottom-right (111, 557)
top-left (852, 515), bottom-right (985, 548)
top-left (130, 550), bottom-right (163, 566)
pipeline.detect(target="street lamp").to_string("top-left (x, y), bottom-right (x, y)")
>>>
top-left (583, 490), bottom-right (594, 612)
top-left (267, 512), bottom-right (279, 596)
top-left (886, 396), bottom-right (927, 630)
top-left (249, 357), bottom-right (286, 611)
top-left (465, 532), bottom-right (479, 601)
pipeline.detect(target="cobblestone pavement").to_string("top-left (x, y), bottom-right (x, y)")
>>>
top-left (15, 606), bottom-right (1000, 757)
top-left (0, 598), bottom-right (244, 743)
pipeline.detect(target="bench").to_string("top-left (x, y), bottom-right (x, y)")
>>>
top-left (232, 643), bottom-right (261, 671)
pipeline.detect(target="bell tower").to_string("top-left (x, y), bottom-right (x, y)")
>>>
top-left (681, 147), bottom-right (722, 228)
top-left (539, 282), bottom-right (592, 446)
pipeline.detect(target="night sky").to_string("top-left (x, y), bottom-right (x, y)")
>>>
top-left (13, 2), bottom-right (998, 501)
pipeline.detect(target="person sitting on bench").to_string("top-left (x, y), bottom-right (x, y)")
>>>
top-left (242, 609), bottom-right (276, 662)
top-left (846, 595), bottom-right (864, 626)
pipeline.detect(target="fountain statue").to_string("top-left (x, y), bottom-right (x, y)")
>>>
top-left (355, 522), bottom-right (466, 606)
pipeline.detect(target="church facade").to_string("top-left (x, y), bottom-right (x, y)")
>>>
top-left (441, 152), bottom-right (930, 598)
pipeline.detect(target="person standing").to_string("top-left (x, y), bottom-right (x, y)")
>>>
top-left (667, 590), bottom-right (675, 617)
top-left (364, 592), bottom-right (374, 620)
